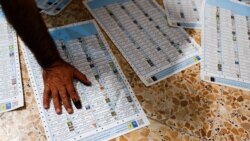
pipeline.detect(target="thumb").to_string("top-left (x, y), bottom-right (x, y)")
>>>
top-left (73, 68), bottom-right (91, 86)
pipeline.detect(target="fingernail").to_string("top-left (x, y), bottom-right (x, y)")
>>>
top-left (44, 105), bottom-right (49, 109)
top-left (67, 108), bottom-right (73, 114)
top-left (56, 108), bottom-right (61, 114)
top-left (86, 81), bottom-right (92, 86)
top-left (74, 100), bottom-right (82, 109)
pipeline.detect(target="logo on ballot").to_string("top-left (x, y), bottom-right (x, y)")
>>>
top-left (194, 56), bottom-right (201, 62)
top-left (128, 121), bottom-right (138, 129)
top-left (6, 103), bottom-right (11, 110)
top-left (0, 103), bottom-right (6, 111)
top-left (128, 122), bottom-right (133, 129)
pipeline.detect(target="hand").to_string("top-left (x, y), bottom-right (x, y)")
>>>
top-left (42, 59), bottom-right (91, 114)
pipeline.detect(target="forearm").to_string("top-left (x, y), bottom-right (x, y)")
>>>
top-left (0, 0), bottom-right (61, 68)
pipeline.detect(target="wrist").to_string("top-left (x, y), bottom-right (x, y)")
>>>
top-left (42, 57), bottom-right (64, 69)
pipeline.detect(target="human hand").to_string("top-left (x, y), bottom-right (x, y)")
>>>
top-left (42, 59), bottom-right (91, 114)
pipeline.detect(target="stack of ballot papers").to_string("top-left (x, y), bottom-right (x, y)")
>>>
top-left (35, 0), bottom-right (72, 15)
top-left (84, 0), bottom-right (201, 86)
top-left (21, 20), bottom-right (149, 141)
top-left (0, 8), bottom-right (24, 113)
top-left (85, 0), bottom-right (250, 91)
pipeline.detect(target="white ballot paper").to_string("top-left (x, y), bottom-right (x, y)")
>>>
top-left (84, 0), bottom-right (201, 86)
top-left (21, 20), bottom-right (149, 141)
top-left (0, 8), bottom-right (24, 113)
top-left (163, 0), bottom-right (203, 28)
top-left (201, 0), bottom-right (250, 90)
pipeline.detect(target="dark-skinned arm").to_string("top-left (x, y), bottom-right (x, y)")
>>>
top-left (0, 0), bottom-right (91, 114)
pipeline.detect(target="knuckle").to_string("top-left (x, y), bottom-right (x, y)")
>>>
top-left (72, 95), bottom-right (79, 101)
top-left (44, 94), bottom-right (49, 99)
top-left (70, 90), bottom-right (77, 96)
top-left (61, 94), bottom-right (68, 99)
top-left (52, 93), bottom-right (58, 99)
top-left (53, 99), bottom-right (60, 106)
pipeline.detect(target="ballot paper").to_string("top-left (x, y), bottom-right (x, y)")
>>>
top-left (201, 0), bottom-right (250, 90)
top-left (163, 0), bottom-right (203, 28)
top-left (0, 8), bottom-right (24, 113)
top-left (35, 0), bottom-right (72, 16)
top-left (21, 20), bottom-right (149, 141)
top-left (84, 0), bottom-right (201, 86)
